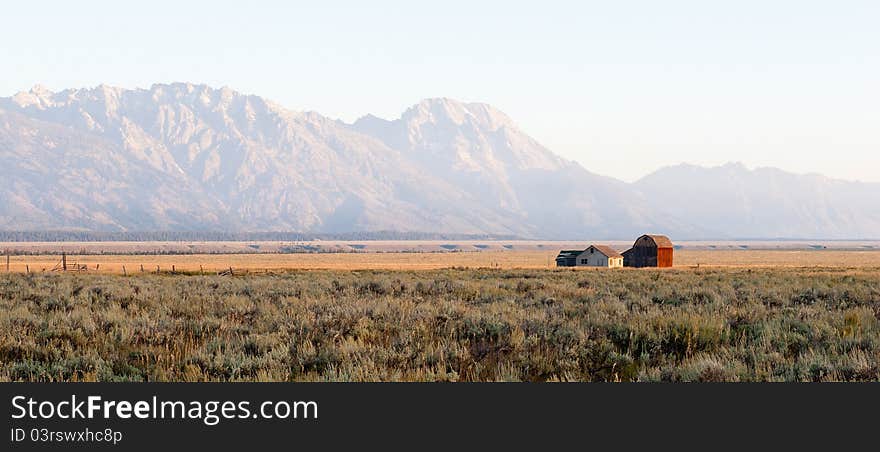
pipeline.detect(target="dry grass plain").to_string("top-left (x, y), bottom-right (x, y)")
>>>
top-left (2, 249), bottom-right (880, 274)
top-left (2, 241), bottom-right (879, 382)
top-left (3, 266), bottom-right (880, 381)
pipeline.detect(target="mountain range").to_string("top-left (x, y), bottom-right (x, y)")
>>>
top-left (1, 83), bottom-right (877, 239)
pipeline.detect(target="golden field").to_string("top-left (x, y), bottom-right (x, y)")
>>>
top-left (2, 249), bottom-right (880, 274)
top-left (3, 266), bottom-right (880, 381)
top-left (2, 242), bottom-right (879, 382)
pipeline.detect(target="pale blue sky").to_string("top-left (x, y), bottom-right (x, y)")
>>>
top-left (3, 1), bottom-right (879, 182)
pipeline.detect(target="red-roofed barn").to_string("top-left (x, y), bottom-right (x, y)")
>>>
top-left (622, 235), bottom-right (674, 268)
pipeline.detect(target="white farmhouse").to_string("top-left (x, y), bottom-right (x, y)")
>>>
top-left (556, 245), bottom-right (623, 268)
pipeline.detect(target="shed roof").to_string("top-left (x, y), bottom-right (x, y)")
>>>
top-left (638, 234), bottom-right (673, 248)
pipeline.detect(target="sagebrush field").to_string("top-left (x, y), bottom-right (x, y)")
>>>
top-left (2, 267), bottom-right (880, 382)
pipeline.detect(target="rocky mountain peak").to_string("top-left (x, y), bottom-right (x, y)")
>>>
top-left (401, 97), bottom-right (516, 132)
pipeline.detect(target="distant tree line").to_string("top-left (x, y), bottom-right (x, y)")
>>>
top-left (0, 231), bottom-right (521, 242)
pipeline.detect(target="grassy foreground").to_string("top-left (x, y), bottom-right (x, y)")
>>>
top-left (1, 268), bottom-right (879, 382)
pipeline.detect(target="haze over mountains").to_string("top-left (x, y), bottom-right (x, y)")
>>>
top-left (1, 83), bottom-right (877, 239)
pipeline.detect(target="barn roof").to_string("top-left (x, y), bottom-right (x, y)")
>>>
top-left (640, 234), bottom-right (673, 248)
top-left (556, 250), bottom-right (582, 258)
top-left (587, 245), bottom-right (623, 258)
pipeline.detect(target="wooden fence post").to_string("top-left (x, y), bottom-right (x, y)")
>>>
top-left (6, 250), bottom-right (10, 272)
top-left (26, 265), bottom-right (29, 274)
top-left (140, 264), bottom-right (144, 273)
top-left (172, 265), bottom-right (176, 273)
top-left (122, 266), bottom-right (127, 276)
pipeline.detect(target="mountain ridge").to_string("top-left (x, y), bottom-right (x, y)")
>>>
top-left (1, 83), bottom-right (877, 239)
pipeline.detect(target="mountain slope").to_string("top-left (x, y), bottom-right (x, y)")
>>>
top-left (0, 84), bottom-right (528, 235)
top-left (352, 98), bottom-right (694, 238)
top-left (635, 163), bottom-right (880, 239)
top-left (0, 108), bottom-right (227, 230)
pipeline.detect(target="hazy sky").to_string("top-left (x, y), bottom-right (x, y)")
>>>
top-left (3, 1), bottom-right (879, 182)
